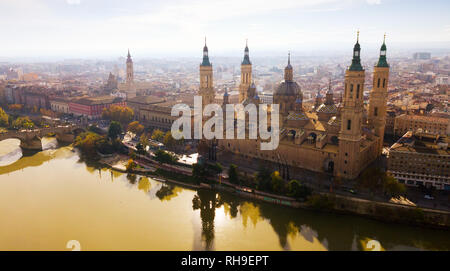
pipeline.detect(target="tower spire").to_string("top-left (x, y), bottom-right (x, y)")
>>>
top-left (127, 49), bottom-right (132, 63)
top-left (349, 30), bottom-right (363, 71)
top-left (376, 34), bottom-right (389, 68)
top-left (201, 37), bottom-right (211, 66)
top-left (284, 51), bottom-right (293, 81)
top-left (242, 39), bottom-right (251, 65)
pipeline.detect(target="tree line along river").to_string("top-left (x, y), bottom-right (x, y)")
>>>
top-left (0, 139), bottom-right (449, 251)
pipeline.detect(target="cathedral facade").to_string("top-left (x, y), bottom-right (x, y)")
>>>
top-left (198, 33), bottom-right (390, 180)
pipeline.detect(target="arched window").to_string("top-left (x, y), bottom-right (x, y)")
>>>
top-left (347, 119), bottom-right (351, 130)
top-left (356, 84), bottom-right (360, 98)
top-left (383, 78), bottom-right (386, 88)
top-left (374, 107), bottom-right (378, 116)
top-left (377, 78), bottom-right (380, 88)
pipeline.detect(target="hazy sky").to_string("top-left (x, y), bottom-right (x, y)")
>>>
top-left (1, 0), bottom-right (449, 59)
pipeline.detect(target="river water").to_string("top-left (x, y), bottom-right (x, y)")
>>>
top-left (0, 140), bottom-right (449, 251)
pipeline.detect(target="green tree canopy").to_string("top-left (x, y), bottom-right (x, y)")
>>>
top-left (128, 121), bottom-right (144, 135)
top-left (108, 121), bottom-right (122, 140)
top-left (270, 171), bottom-right (285, 194)
top-left (287, 180), bottom-right (312, 199)
top-left (151, 129), bottom-right (165, 142)
top-left (384, 175), bottom-right (406, 198)
top-left (12, 116), bottom-right (34, 129)
top-left (0, 107), bottom-right (8, 127)
top-left (163, 131), bottom-right (176, 148)
top-left (102, 105), bottom-right (134, 124)
top-left (228, 164), bottom-right (239, 185)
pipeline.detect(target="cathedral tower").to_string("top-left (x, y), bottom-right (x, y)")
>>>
top-left (368, 34), bottom-right (390, 155)
top-left (239, 40), bottom-right (252, 103)
top-left (337, 31), bottom-right (365, 179)
top-left (126, 49), bottom-right (136, 99)
top-left (199, 38), bottom-right (215, 109)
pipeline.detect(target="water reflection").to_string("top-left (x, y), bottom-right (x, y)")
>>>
top-left (0, 145), bottom-right (449, 251)
top-left (192, 190), bottom-right (222, 250)
top-left (190, 189), bottom-right (450, 251)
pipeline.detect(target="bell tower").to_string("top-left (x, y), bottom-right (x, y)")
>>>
top-left (126, 49), bottom-right (136, 99)
top-left (239, 40), bottom-right (252, 103)
top-left (337, 31), bottom-right (365, 179)
top-left (368, 34), bottom-right (390, 155)
top-left (199, 38), bottom-right (215, 109)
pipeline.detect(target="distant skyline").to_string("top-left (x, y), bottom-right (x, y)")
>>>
top-left (1, 0), bottom-right (449, 60)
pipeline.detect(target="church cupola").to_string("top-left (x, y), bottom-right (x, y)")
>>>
top-left (376, 33), bottom-right (389, 68)
top-left (349, 31), bottom-right (363, 71)
top-left (201, 37), bottom-right (211, 66)
top-left (284, 52), bottom-right (293, 81)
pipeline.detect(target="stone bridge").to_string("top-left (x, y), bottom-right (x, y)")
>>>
top-left (0, 125), bottom-right (85, 150)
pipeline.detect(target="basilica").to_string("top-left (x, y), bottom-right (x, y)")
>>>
top-left (198, 33), bottom-right (390, 180)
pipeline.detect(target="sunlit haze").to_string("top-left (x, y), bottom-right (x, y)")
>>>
top-left (1, 0), bottom-right (450, 60)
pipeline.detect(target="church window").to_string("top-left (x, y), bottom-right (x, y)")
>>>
top-left (356, 84), bottom-right (360, 98)
top-left (374, 107), bottom-right (378, 116)
top-left (377, 78), bottom-right (380, 88)
top-left (347, 119), bottom-right (351, 130)
top-left (383, 78), bottom-right (386, 88)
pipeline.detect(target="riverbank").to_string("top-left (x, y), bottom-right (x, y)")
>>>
top-left (98, 151), bottom-right (450, 230)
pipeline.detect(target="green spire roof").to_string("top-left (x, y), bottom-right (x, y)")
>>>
top-left (201, 37), bottom-right (211, 66)
top-left (242, 39), bottom-right (251, 65)
top-left (349, 31), bottom-right (364, 71)
top-left (376, 34), bottom-right (389, 68)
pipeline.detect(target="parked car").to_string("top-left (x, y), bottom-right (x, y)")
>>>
top-left (424, 195), bottom-right (434, 200)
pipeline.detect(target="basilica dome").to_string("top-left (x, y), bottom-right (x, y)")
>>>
top-left (275, 80), bottom-right (301, 96)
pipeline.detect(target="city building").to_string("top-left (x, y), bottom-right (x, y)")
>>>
top-left (69, 95), bottom-right (126, 119)
top-left (413, 52), bottom-right (431, 60)
top-left (394, 114), bottom-right (449, 136)
top-left (387, 131), bottom-right (449, 190)
top-left (50, 98), bottom-right (70, 114)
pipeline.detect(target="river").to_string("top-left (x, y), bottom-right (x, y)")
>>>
top-left (0, 140), bottom-right (449, 251)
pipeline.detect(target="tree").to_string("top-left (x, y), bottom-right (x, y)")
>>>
top-left (256, 164), bottom-right (272, 191)
top-left (8, 104), bottom-right (23, 112)
top-left (192, 163), bottom-right (206, 182)
top-left (384, 175), bottom-right (406, 198)
top-left (0, 107), bottom-right (8, 127)
top-left (102, 105), bottom-right (134, 124)
top-left (163, 131), bottom-right (176, 148)
top-left (140, 133), bottom-right (149, 148)
top-left (270, 171), bottom-right (285, 194)
top-left (136, 143), bottom-right (146, 155)
top-left (128, 121), bottom-right (144, 135)
top-left (359, 167), bottom-right (385, 192)
top-left (108, 121), bottom-right (122, 140)
top-left (208, 163), bottom-right (223, 176)
top-left (151, 129), bottom-right (165, 142)
top-left (228, 164), bottom-right (239, 185)
top-left (154, 149), bottom-right (178, 164)
top-left (126, 159), bottom-right (137, 172)
top-left (12, 116), bottom-right (34, 129)
top-left (287, 180), bottom-right (312, 199)
top-left (74, 131), bottom-right (105, 156)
